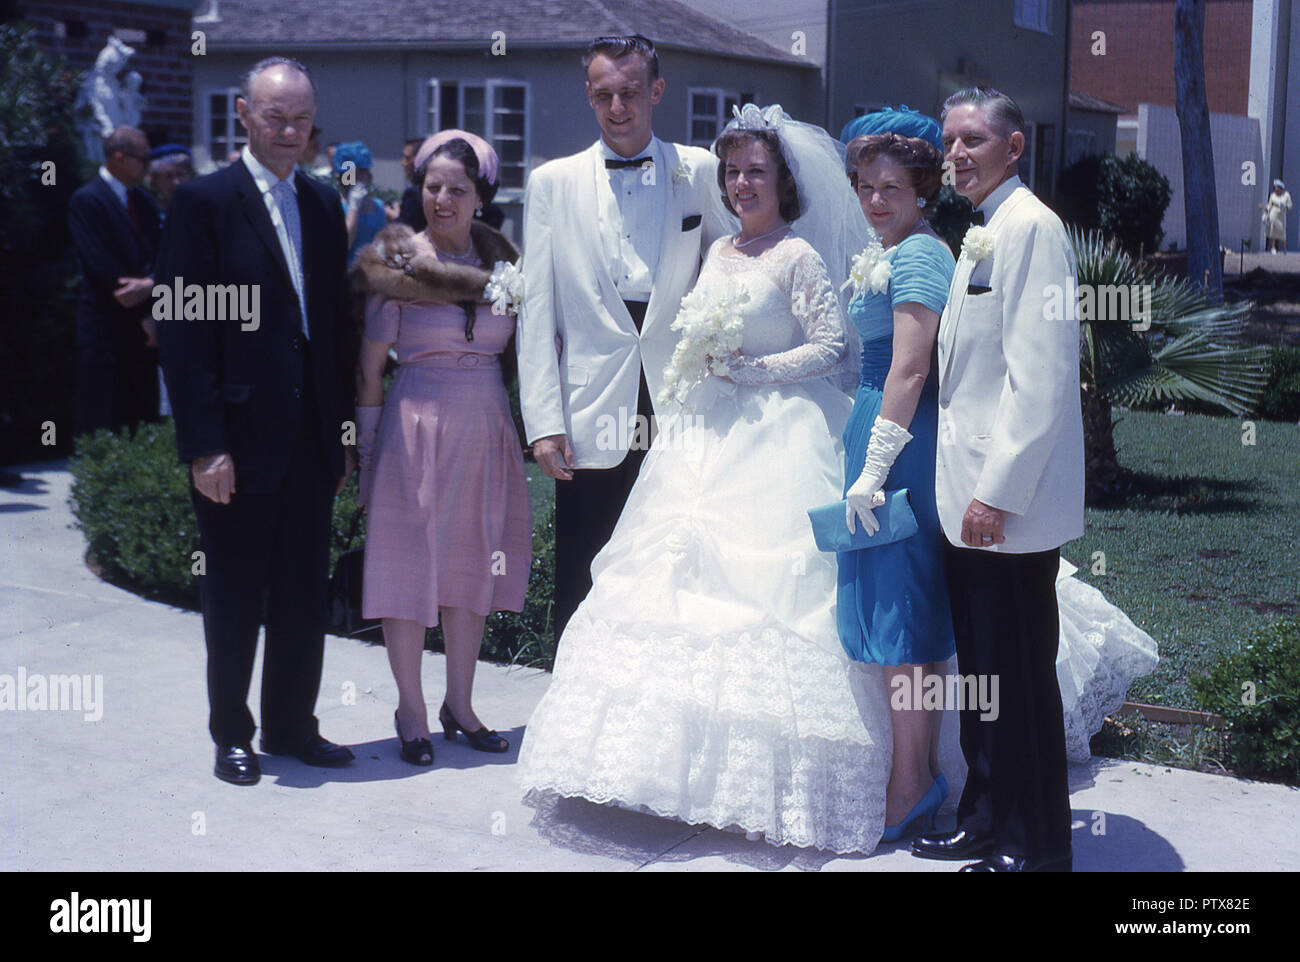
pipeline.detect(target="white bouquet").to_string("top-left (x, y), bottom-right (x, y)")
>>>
top-left (485, 260), bottom-right (524, 316)
top-left (961, 225), bottom-right (995, 263)
top-left (842, 235), bottom-right (892, 299)
top-left (658, 280), bottom-right (749, 407)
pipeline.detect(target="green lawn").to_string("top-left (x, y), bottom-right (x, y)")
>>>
top-left (1070, 409), bottom-right (1300, 710)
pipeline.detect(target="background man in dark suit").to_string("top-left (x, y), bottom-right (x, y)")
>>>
top-left (68, 126), bottom-right (162, 436)
top-left (156, 57), bottom-right (358, 785)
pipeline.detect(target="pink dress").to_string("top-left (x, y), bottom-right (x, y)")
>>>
top-left (360, 243), bottom-right (532, 627)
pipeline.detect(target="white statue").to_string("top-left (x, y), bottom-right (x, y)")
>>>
top-left (75, 37), bottom-right (136, 164)
top-left (115, 71), bottom-right (147, 129)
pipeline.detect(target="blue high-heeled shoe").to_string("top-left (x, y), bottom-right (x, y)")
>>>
top-left (881, 776), bottom-right (944, 843)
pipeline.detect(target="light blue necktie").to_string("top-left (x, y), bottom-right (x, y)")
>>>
top-left (271, 179), bottom-right (309, 339)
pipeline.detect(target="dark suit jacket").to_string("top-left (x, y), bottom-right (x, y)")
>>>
top-left (155, 159), bottom-right (356, 493)
top-left (67, 175), bottom-right (162, 432)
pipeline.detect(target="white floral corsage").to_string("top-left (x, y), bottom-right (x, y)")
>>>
top-left (841, 235), bottom-right (893, 298)
top-left (658, 280), bottom-right (749, 408)
top-left (484, 260), bottom-right (524, 317)
top-left (961, 225), bottom-right (995, 263)
top-left (672, 164), bottom-right (691, 189)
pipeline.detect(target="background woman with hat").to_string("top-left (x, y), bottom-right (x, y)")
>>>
top-left (1261, 179), bottom-right (1292, 253)
top-left (334, 140), bottom-right (388, 266)
top-left (351, 129), bottom-right (532, 766)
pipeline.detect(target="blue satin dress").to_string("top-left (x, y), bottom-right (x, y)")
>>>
top-left (837, 232), bottom-right (957, 665)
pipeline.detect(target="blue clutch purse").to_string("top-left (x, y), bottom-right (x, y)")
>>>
top-left (807, 489), bottom-right (919, 552)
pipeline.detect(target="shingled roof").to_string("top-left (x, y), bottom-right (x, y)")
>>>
top-left (194, 0), bottom-right (812, 67)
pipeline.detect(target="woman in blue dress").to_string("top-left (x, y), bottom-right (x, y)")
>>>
top-left (838, 109), bottom-right (956, 841)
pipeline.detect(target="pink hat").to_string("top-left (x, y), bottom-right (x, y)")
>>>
top-left (413, 129), bottom-right (499, 185)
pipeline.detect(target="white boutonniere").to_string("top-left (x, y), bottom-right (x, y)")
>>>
top-left (961, 225), bottom-right (995, 263)
top-left (672, 164), bottom-right (691, 190)
top-left (484, 260), bottom-right (524, 317)
top-left (658, 279), bottom-right (749, 408)
top-left (841, 235), bottom-right (892, 298)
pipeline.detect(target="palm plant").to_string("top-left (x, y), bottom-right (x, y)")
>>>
top-left (1070, 226), bottom-right (1269, 501)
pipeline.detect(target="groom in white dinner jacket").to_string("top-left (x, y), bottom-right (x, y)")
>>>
top-left (517, 35), bottom-right (731, 640)
top-left (911, 87), bottom-right (1084, 872)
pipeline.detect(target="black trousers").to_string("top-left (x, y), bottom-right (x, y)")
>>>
top-left (190, 350), bottom-right (335, 747)
top-left (552, 300), bottom-right (654, 641)
top-left (76, 336), bottom-right (160, 436)
top-left (942, 537), bottom-right (1071, 860)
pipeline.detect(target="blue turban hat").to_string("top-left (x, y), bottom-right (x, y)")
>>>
top-left (839, 105), bottom-right (943, 151)
top-left (332, 140), bottom-right (373, 173)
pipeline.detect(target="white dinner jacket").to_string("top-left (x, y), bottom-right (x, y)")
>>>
top-left (935, 176), bottom-right (1085, 553)
top-left (516, 138), bottom-right (733, 468)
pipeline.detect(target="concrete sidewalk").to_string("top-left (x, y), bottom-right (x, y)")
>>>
top-left (3, 460), bottom-right (1297, 871)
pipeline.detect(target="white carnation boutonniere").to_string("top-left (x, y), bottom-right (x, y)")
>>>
top-left (658, 280), bottom-right (749, 409)
top-left (961, 225), bottom-right (995, 263)
top-left (841, 236), bottom-right (893, 299)
top-left (672, 163), bottom-right (691, 191)
top-left (484, 260), bottom-right (524, 317)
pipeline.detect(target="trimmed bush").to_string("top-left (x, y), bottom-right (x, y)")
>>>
top-left (927, 184), bottom-right (975, 259)
top-left (1056, 153), bottom-right (1172, 258)
top-left (1258, 346), bottom-right (1300, 423)
top-left (1190, 620), bottom-right (1300, 785)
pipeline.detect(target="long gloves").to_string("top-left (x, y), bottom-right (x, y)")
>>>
top-left (845, 415), bottom-right (912, 535)
top-left (355, 405), bottom-right (383, 507)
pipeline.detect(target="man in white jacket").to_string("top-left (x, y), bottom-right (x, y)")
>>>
top-left (517, 35), bottom-right (730, 639)
top-left (911, 87), bottom-right (1084, 872)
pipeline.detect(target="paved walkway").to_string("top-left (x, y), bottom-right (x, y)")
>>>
top-left (3, 461), bottom-right (1297, 871)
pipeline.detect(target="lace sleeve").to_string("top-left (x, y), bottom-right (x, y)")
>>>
top-left (725, 245), bottom-right (848, 385)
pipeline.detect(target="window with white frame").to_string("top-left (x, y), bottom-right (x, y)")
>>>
top-left (1014, 0), bottom-right (1052, 34)
top-left (422, 78), bottom-right (529, 195)
top-left (205, 86), bottom-right (246, 163)
top-left (687, 88), bottom-right (755, 147)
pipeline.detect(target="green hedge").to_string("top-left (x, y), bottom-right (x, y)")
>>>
top-left (68, 419), bottom-right (558, 667)
top-left (1191, 620), bottom-right (1300, 785)
top-left (1055, 153), bottom-right (1172, 258)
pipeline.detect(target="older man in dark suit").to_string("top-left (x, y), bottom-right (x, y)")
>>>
top-left (68, 126), bottom-right (162, 436)
top-left (156, 57), bottom-right (358, 785)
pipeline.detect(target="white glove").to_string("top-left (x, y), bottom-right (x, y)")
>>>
top-left (346, 183), bottom-right (370, 210)
top-left (846, 415), bottom-right (912, 535)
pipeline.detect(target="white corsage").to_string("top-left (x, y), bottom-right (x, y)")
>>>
top-left (658, 280), bottom-right (749, 408)
top-left (484, 260), bottom-right (524, 317)
top-left (961, 225), bottom-right (995, 263)
top-left (842, 235), bottom-right (893, 299)
top-left (672, 164), bottom-right (691, 190)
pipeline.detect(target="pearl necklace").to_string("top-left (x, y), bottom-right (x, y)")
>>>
top-left (428, 230), bottom-right (476, 261)
top-left (733, 223), bottom-right (791, 248)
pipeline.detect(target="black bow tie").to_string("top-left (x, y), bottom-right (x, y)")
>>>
top-left (606, 156), bottom-right (652, 170)
top-left (971, 210), bottom-right (985, 226)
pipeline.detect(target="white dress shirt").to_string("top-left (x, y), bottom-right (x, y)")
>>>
top-left (97, 165), bottom-right (129, 208)
top-left (241, 145), bottom-right (309, 339)
top-left (599, 136), bottom-right (666, 301)
top-left (976, 173), bottom-right (1023, 224)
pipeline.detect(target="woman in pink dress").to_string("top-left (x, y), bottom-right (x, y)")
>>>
top-left (352, 130), bottom-right (531, 766)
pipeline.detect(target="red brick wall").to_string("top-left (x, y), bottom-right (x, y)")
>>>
top-left (1071, 0), bottom-right (1252, 114)
top-left (17, 0), bottom-right (196, 144)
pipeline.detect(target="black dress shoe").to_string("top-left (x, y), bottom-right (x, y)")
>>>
top-left (439, 702), bottom-right (509, 753)
top-left (911, 828), bottom-right (996, 861)
top-left (960, 852), bottom-right (1073, 872)
top-left (214, 744), bottom-right (261, 785)
top-left (260, 732), bottom-right (355, 767)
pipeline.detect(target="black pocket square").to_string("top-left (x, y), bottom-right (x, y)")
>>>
top-left (966, 284), bottom-right (992, 295)
top-left (681, 213), bottom-right (702, 231)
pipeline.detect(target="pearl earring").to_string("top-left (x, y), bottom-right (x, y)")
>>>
top-left (916, 198), bottom-right (926, 208)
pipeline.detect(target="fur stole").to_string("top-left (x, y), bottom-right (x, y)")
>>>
top-left (349, 220), bottom-right (520, 305)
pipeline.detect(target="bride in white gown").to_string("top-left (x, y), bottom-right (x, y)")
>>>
top-left (518, 105), bottom-right (1156, 856)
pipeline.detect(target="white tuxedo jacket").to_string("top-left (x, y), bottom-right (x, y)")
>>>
top-left (516, 138), bottom-right (732, 468)
top-left (935, 179), bottom-right (1085, 553)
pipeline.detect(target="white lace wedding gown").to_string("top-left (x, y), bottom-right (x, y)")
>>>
top-left (517, 235), bottom-right (1158, 856)
top-left (518, 235), bottom-right (926, 854)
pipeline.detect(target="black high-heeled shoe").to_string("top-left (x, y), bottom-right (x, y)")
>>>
top-left (439, 703), bottom-right (508, 753)
top-left (394, 710), bottom-right (434, 766)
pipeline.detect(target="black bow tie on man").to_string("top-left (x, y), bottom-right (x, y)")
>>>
top-left (605, 156), bottom-right (652, 170)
